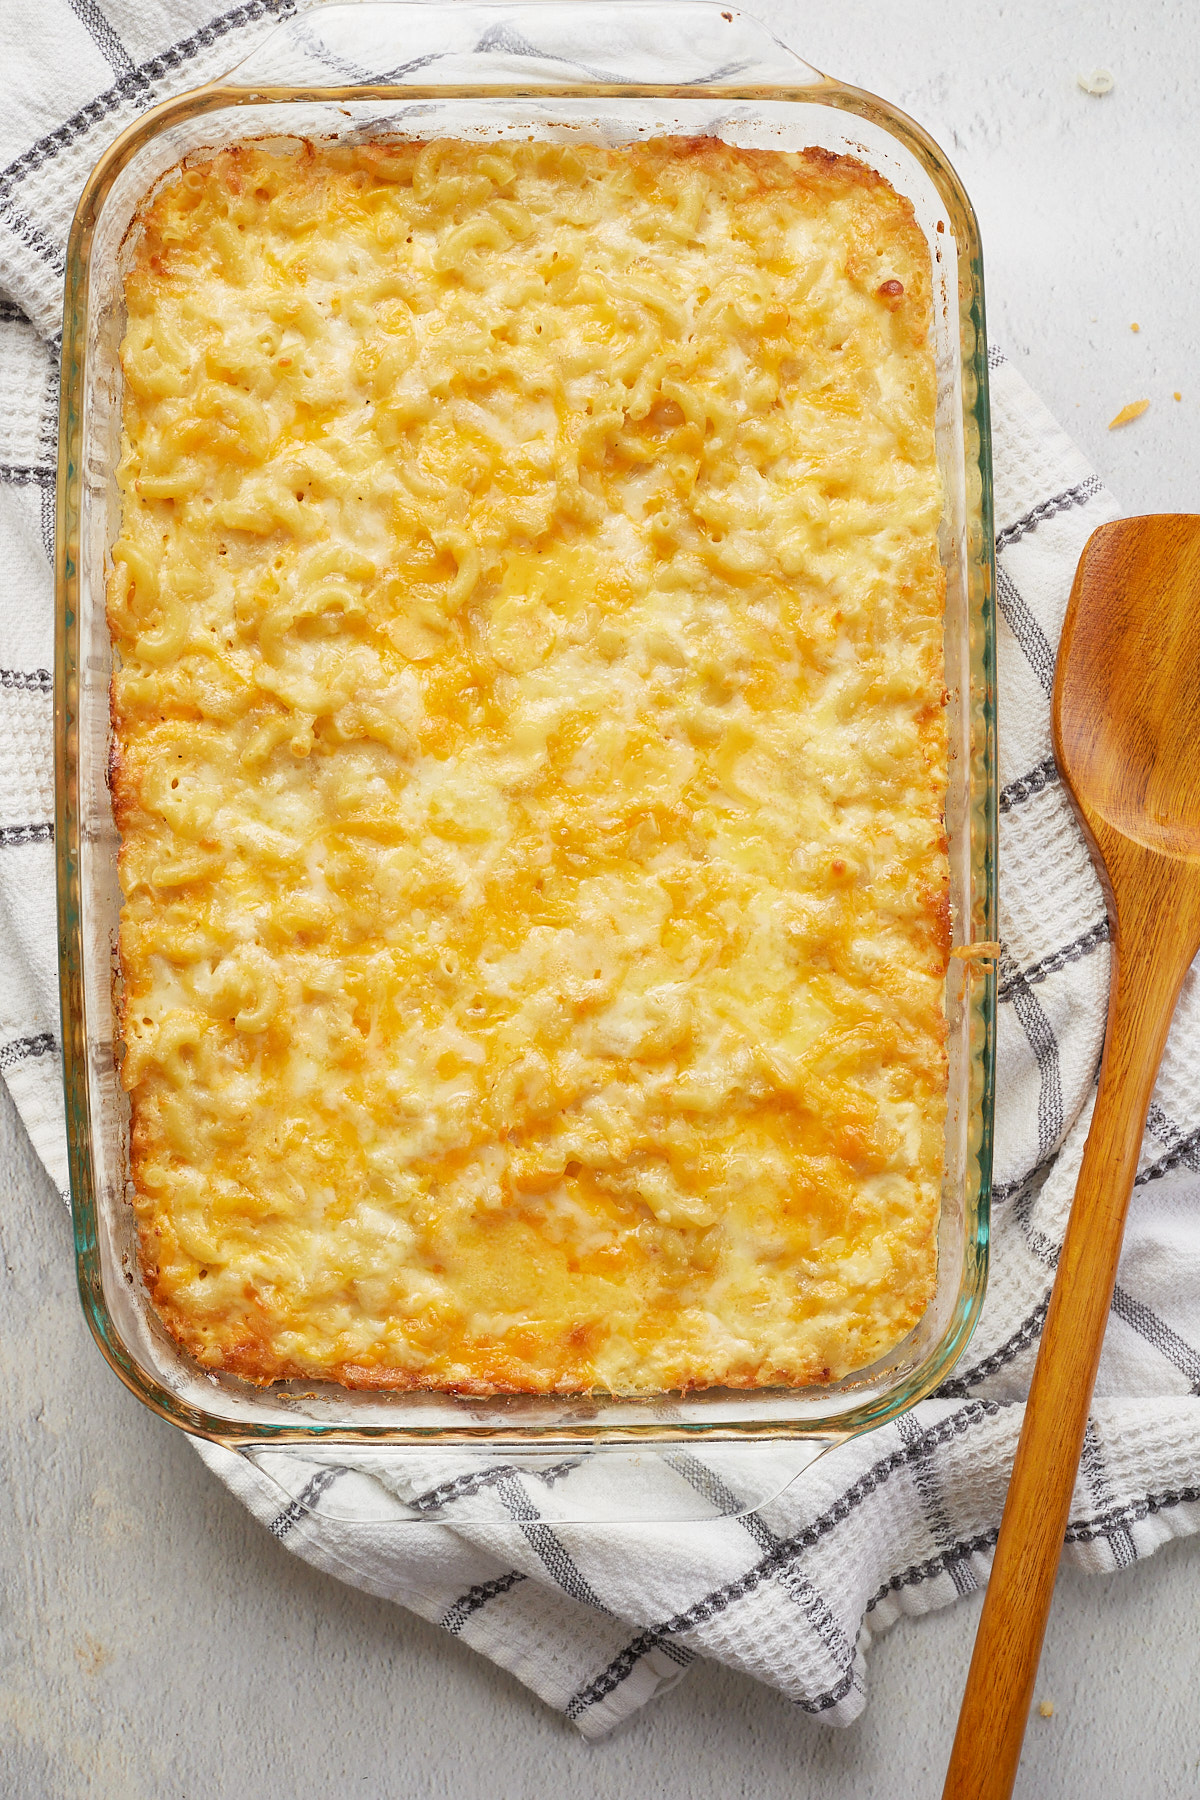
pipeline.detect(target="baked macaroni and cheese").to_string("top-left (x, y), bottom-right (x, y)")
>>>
top-left (109, 137), bottom-right (948, 1393)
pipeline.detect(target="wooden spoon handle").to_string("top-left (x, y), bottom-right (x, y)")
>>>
top-left (942, 928), bottom-right (1190, 1800)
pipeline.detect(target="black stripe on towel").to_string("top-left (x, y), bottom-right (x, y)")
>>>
top-left (995, 564), bottom-right (1056, 698)
top-left (0, 1032), bottom-right (56, 1072)
top-left (996, 477), bottom-right (1102, 552)
top-left (0, 823), bottom-right (52, 847)
top-left (441, 1569), bottom-right (527, 1635)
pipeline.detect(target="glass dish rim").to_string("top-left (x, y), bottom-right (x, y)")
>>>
top-left (56, 31), bottom-right (997, 1451)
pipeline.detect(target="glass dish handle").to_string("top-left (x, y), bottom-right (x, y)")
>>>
top-left (234, 1436), bottom-right (843, 1527)
top-left (224, 1), bottom-right (824, 91)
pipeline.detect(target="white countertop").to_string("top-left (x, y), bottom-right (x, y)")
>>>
top-left (5, 3), bottom-right (1200, 1795)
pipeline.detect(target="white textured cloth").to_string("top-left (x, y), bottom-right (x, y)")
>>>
top-left (5, 0), bottom-right (1200, 1740)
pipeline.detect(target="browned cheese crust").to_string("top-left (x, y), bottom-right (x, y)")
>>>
top-left (109, 137), bottom-right (948, 1392)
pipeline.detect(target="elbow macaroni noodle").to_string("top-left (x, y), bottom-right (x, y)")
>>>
top-left (109, 137), bottom-right (948, 1393)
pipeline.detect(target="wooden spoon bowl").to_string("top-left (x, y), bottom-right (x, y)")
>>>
top-left (944, 515), bottom-right (1200, 1800)
top-left (1059, 518), bottom-right (1200, 862)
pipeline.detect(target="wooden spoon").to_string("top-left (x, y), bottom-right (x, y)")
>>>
top-left (943, 514), bottom-right (1200, 1800)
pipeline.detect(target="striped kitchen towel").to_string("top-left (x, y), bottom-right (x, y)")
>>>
top-left (4, 0), bottom-right (1200, 1739)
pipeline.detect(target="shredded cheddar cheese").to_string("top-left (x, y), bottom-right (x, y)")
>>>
top-left (109, 137), bottom-right (948, 1393)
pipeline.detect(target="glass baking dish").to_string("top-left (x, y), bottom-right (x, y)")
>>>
top-left (56, 1), bottom-right (996, 1524)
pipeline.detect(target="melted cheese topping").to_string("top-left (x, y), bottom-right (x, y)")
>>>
top-left (109, 138), bottom-right (948, 1394)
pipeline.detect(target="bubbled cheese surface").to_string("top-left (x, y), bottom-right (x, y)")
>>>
top-left (109, 137), bottom-right (949, 1393)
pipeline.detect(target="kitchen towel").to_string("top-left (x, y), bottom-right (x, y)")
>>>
top-left (5, 0), bottom-right (1200, 1739)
